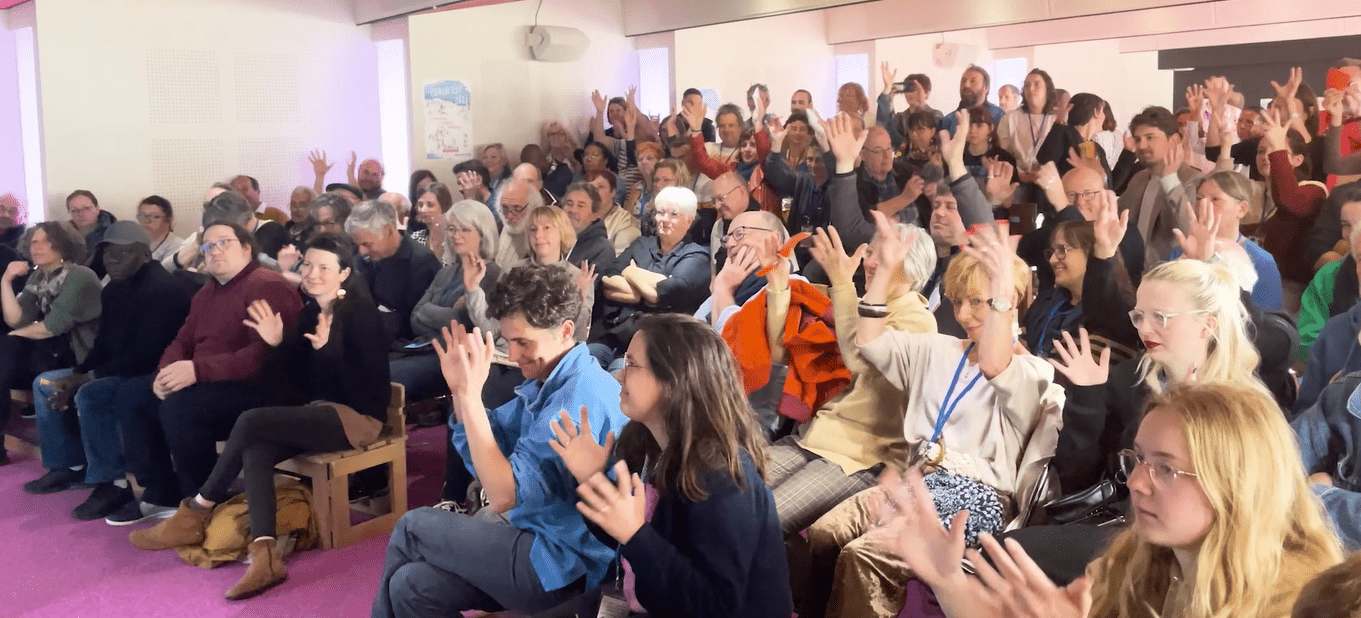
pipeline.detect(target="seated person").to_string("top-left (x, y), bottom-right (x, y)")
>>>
top-left (591, 187), bottom-right (711, 369)
top-left (283, 186), bottom-right (316, 241)
top-left (483, 205), bottom-right (593, 341)
top-left (1299, 183), bottom-right (1361, 361)
top-left (135, 195), bottom-right (186, 263)
top-left (886, 382), bottom-right (1343, 618)
top-left (346, 199), bottom-right (441, 345)
top-left (1024, 219), bottom-right (1138, 361)
top-left (0, 223), bottom-right (100, 465)
top-left (1292, 551), bottom-right (1361, 618)
top-left (493, 179), bottom-right (544, 266)
top-left (1166, 171), bottom-right (1284, 311)
top-left (584, 171), bottom-right (641, 257)
top-left (371, 264), bottom-right (628, 617)
top-left (764, 222), bottom-right (937, 534)
top-left (560, 182), bottom-right (618, 269)
top-left (1296, 300), bottom-right (1361, 416)
top-left (23, 222), bottom-right (191, 521)
top-left (551, 313), bottom-right (793, 617)
top-left (408, 182), bottom-right (455, 264)
top-left (113, 222), bottom-right (303, 524)
top-left (165, 188), bottom-right (285, 274)
top-left (803, 217), bottom-right (1060, 618)
top-left (392, 200), bottom-right (501, 405)
top-left (697, 209), bottom-right (794, 330)
top-left (130, 234), bottom-right (390, 601)
top-left (1017, 164), bottom-right (1144, 292)
top-left (1294, 370), bottom-right (1361, 550)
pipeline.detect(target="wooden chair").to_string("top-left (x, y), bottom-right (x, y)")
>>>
top-left (275, 383), bottom-right (408, 549)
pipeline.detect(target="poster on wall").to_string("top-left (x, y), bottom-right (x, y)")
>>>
top-left (424, 79), bottom-right (472, 161)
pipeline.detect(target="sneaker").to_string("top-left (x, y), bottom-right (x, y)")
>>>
top-left (72, 483), bottom-right (136, 521)
top-left (431, 500), bottom-right (469, 515)
top-left (22, 468), bottom-right (90, 495)
top-left (105, 500), bottom-right (177, 526)
top-left (18, 404), bottom-right (36, 419)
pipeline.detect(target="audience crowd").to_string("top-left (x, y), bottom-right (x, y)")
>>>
top-left (4, 56), bottom-right (1361, 617)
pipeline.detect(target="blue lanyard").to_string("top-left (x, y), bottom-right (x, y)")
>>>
top-left (1036, 300), bottom-right (1075, 356)
top-left (931, 343), bottom-right (984, 443)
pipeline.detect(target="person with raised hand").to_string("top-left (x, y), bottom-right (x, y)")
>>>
top-left (551, 313), bottom-right (791, 618)
top-left (130, 234), bottom-right (389, 601)
top-left (1258, 106), bottom-right (1328, 302)
top-left (802, 214), bottom-right (1061, 618)
top-left (882, 383), bottom-right (1342, 618)
top-left (372, 262), bottom-right (626, 618)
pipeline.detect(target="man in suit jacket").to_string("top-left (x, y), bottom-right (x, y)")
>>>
top-left (1117, 106), bottom-right (1201, 272)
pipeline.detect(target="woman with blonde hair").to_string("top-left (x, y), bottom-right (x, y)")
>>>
top-left (881, 382), bottom-right (1343, 618)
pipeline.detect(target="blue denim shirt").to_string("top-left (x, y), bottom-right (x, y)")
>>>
top-left (450, 343), bottom-right (627, 590)
top-left (1292, 370), bottom-right (1361, 550)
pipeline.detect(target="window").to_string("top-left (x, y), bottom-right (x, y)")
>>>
top-left (637, 47), bottom-right (671, 119)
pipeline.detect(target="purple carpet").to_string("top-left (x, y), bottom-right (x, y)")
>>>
top-left (1, 425), bottom-right (449, 618)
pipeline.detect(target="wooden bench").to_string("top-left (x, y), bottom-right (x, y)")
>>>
top-left (275, 383), bottom-right (408, 549)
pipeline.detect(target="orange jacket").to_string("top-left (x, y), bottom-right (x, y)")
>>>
top-left (721, 279), bottom-right (850, 423)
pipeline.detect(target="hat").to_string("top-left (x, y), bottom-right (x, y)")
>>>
top-left (99, 220), bottom-right (151, 247)
top-left (325, 183), bottom-right (363, 198)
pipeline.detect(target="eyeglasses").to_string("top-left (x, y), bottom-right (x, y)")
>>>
top-left (502, 201), bottom-right (529, 215)
top-left (711, 185), bottom-right (746, 208)
top-left (69, 206), bottom-right (97, 216)
top-left (200, 238), bottom-right (239, 255)
top-left (1128, 309), bottom-right (1209, 330)
top-left (1065, 190), bottom-right (1102, 203)
top-left (136, 213), bottom-right (165, 223)
top-left (949, 297), bottom-right (990, 309)
top-left (722, 226), bottom-right (776, 244)
top-left (862, 146), bottom-right (893, 157)
top-left (621, 357), bottom-right (649, 374)
top-left (1118, 449), bottom-right (1198, 488)
top-left (1043, 244), bottom-right (1077, 260)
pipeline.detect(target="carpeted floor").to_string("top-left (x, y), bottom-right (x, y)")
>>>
top-left (1, 424), bottom-right (449, 618)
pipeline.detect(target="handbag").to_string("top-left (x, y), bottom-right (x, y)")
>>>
top-left (1041, 478), bottom-right (1127, 526)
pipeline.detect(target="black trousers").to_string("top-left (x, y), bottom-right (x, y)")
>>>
top-left (157, 381), bottom-right (265, 499)
top-left (0, 333), bottom-right (73, 434)
top-left (996, 524), bottom-right (1125, 585)
top-left (200, 405), bottom-right (352, 538)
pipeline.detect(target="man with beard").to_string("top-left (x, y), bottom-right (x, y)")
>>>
top-left (494, 179), bottom-right (544, 267)
top-left (939, 64), bottom-right (1005, 137)
top-left (23, 221), bottom-right (192, 519)
top-left (0, 193), bottom-right (26, 251)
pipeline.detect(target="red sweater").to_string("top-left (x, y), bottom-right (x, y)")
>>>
top-left (158, 261), bottom-right (303, 383)
top-left (1263, 150), bottom-right (1328, 282)
top-left (689, 132), bottom-right (781, 213)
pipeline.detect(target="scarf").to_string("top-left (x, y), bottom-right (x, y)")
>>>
top-left (23, 263), bottom-right (71, 316)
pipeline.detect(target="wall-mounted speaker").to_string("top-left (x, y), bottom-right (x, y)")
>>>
top-left (526, 26), bottom-right (589, 62)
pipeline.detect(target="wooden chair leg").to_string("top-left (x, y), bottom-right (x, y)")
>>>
top-left (389, 450), bottom-right (408, 519)
top-left (308, 465), bottom-right (335, 550)
top-left (327, 466), bottom-right (350, 550)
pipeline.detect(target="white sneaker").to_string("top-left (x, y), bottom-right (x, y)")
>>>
top-left (105, 500), bottom-right (177, 526)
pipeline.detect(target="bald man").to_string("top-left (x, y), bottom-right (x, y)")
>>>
top-left (357, 158), bottom-right (386, 200)
top-left (511, 162), bottom-right (557, 207)
top-left (1016, 164), bottom-right (1145, 292)
top-left (698, 210), bottom-right (801, 330)
top-left (707, 172), bottom-right (763, 278)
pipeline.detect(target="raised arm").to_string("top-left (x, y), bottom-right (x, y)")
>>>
top-left (822, 113), bottom-right (876, 249)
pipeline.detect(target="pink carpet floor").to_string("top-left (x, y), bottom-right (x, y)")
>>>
top-left (1, 425), bottom-right (449, 618)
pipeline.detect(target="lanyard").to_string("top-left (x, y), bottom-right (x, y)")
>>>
top-left (1035, 299), bottom-right (1075, 356)
top-left (1026, 113), bottom-right (1051, 152)
top-left (931, 343), bottom-right (984, 443)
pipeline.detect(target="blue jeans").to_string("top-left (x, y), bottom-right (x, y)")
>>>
top-left (33, 368), bottom-right (82, 471)
top-left (76, 374), bottom-right (151, 485)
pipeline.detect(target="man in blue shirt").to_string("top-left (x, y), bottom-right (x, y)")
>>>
top-left (373, 263), bottom-right (628, 618)
top-left (938, 64), bottom-right (1006, 137)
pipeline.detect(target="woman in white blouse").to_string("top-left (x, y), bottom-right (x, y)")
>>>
top-left (998, 69), bottom-right (1059, 186)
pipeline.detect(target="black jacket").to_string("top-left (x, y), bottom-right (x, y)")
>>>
top-left (566, 218), bottom-right (616, 271)
top-left (355, 237), bottom-right (442, 345)
top-left (276, 297), bottom-right (392, 422)
top-left (77, 261), bottom-right (192, 378)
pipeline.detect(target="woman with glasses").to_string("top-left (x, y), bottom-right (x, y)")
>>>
top-left (802, 215), bottom-right (1063, 618)
top-left (590, 187), bottom-right (710, 370)
top-left (135, 196), bottom-right (185, 263)
top-left (880, 382), bottom-right (1342, 618)
top-left (1022, 220), bottom-right (1137, 362)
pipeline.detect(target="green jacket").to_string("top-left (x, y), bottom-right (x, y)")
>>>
top-left (18, 264), bottom-right (102, 363)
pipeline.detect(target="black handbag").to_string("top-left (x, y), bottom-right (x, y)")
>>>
top-left (1042, 478), bottom-right (1127, 526)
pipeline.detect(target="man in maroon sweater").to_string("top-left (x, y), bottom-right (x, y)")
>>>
top-left (110, 222), bottom-right (302, 525)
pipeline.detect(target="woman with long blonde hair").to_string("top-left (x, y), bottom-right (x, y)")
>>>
top-left (881, 382), bottom-right (1342, 618)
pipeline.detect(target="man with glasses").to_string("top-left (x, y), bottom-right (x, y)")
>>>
top-left (493, 179), bottom-right (545, 267)
top-left (697, 210), bottom-right (799, 330)
top-left (0, 192), bottom-right (26, 251)
top-left (706, 172), bottom-right (762, 278)
top-left (346, 200), bottom-right (441, 345)
top-left (1019, 165), bottom-right (1145, 292)
top-left (66, 190), bottom-right (118, 256)
top-left (109, 221), bottom-right (302, 526)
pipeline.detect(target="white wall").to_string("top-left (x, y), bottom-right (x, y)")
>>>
top-left (1030, 40), bottom-right (1172, 128)
top-left (407, 0), bottom-right (636, 187)
top-left (0, 3), bottom-right (39, 223)
top-left (0, 10), bottom-right (26, 208)
top-left (33, 0), bottom-right (383, 225)
top-left (873, 29), bottom-right (997, 114)
top-left (672, 11), bottom-right (836, 119)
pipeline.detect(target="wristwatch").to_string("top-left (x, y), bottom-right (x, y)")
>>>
top-left (988, 298), bottom-right (1013, 312)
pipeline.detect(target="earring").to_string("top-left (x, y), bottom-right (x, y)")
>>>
top-left (337, 288), bottom-right (347, 299)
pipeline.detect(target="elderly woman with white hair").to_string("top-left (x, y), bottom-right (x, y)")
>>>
top-left (764, 220), bottom-right (940, 536)
top-left (590, 186), bottom-right (711, 369)
top-left (393, 200), bottom-right (502, 404)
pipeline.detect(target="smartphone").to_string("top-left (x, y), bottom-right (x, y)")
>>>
top-left (891, 80), bottom-right (918, 94)
top-left (1078, 141), bottom-right (1097, 160)
top-left (1327, 68), bottom-right (1352, 92)
top-left (404, 340), bottom-right (433, 351)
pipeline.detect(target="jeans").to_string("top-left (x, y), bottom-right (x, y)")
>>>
top-left (371, 507), bottom-right (584, 617)
top-left (586, 343), bottom-right (625, 374)
top-left (34, 368), bottom-right (82, 471)
top-left (200, 405), bottom-right (352, 538)
top-left (75, 374), bottom-right (151, 485)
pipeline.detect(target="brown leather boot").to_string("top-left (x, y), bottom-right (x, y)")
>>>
top-left (225, 538), bottom-right (288, 601)
top-left (128, 499), bottom-right (210, 550)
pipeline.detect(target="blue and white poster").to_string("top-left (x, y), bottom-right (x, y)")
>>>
top-left (424, 79), bottom-right (472, 161)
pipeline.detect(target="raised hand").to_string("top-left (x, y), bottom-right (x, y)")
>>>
top-left (1122, 131), bottom-right (1135, 153)
top-left (576, 460), bottom-right (648, 544)
top-left (822, 112), bottom-right (869, 169)
top-left (346, 151), bottom-right (358, 182)
top-left (549, 406), bottom-right (616, 484)
top-left (1047, 328), bottom-right (1110, 386)
top-left (969, 535), bottom-right (1093, 618)
top-left (880, 61), bottom-right (897, 95)
top-left (623, 103), bottom-right (639, 137)
top-left (983, 157), bottom-right (1018, 206)
top-left (575, 261), bottom-right (597, 298)
top-left (241, 299), bottom-right (284, 347)
top-left (1089, 189), bottom-right (1126, 258)
top-left (938, 110), bottom-right (969, 170)
top-left (1036, 161), bottom-right (1063, 204)
top-left (682, 103), bottom-right (708, 135)
top-left (2, 260), bottom-right (28, 282)
top-left (1270, 66), bottom-right (1303, 107)
top-left (1172, 198), bottom-right (1221, 262)
top-left (1323, 89), bottom-right (1345, 127)
top-left (308, 149), bottom-right (333, 178)
top-left (869, 210), bottom-right (916, 279)
top-left (432, 322), bottom-right (495, 403)
top-left (591, 89), bottom-right (608, 115)
top-left (303, 312), bottom-right (333, 350)
top-left (1204, 76), bottom-right (1233, 113)
top-left (1155, 135), bottom-right (1186, 178)
top-left (959, 221), bottom-right (1016, 302)
top-left (1261, 107), bottom-right (1290, 152)
top-left (766, 115), bottom-right (787, 147)
top-left (625, 85), bottom-right (637, 109)
top-left (809, 226), bottom-right (867, 289)
top-left (1184, 83), bottom-right (1205, 112)
top-left (1067, 147), bottom-right (1105, 178)
top-left (461, 253), bottom-right (487, 292)
top-left (276, 243), bottom-right (301, 273)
